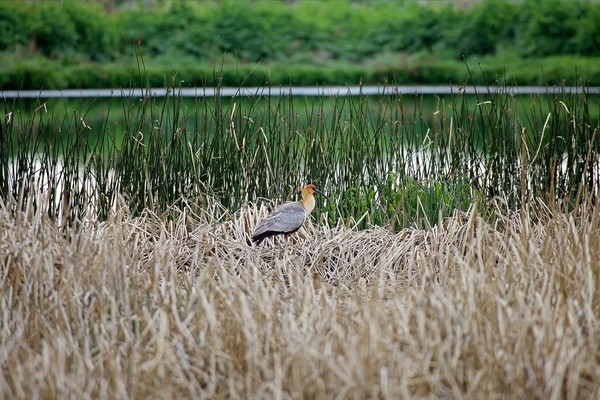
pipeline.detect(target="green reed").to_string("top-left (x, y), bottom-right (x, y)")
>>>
top-left (1, 67), bottom-right (598, 230)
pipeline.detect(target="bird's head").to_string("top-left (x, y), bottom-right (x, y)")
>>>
top-left (302, 184), bottom-right (327, 199)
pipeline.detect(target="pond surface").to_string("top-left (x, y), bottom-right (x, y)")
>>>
top-left (4, 85), bottom-right (599, 98)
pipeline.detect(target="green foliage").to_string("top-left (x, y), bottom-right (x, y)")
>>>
top-left (29, 2), bottom-right (80, 57)
top-left (516, 0), bottom-right (591, 58)
top-left (381, 175), bottom-right (479, 230)
top-left (572, 4), bottom-right (600, 56)
top-left (401, 4), bottom-right (446, 54)
top-left (63, 2), bottom-right (119, 62)
top-left (3, 55), bottom-right (600, 90)
top-left (0, 2), bottom-right (27, 51)
top-left (324, 175), bottom-right (479, 230)
top-left (1, 1), bottom-right (599, 90)
top-left (1, 0), bottom-right (599, 71)
top-left (21, 2), bottom-right (117, 61)
top-left (212, 2), bottom-right (274, 61)
top-left (442, 0), bottom-right (518, 58)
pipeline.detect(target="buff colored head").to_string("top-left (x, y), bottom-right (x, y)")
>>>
top-left (301, 184), bottom-right (327, 199)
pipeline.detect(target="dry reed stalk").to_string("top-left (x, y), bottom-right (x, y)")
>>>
top-left (0, 197), bottom-right (599, 399)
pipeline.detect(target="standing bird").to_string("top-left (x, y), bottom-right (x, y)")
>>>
top-left (252, 184), bottom-right (327, 245)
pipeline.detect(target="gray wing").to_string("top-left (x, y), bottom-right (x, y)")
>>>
top-left (253, 202), bottom-right (306, 237)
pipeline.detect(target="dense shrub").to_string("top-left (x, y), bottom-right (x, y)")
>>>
top-left (1, 0), bottom-right (599, 89)
top-left (29, 2), bottom-right (79, 57)
top-left (0, 2), bottom-right (28, 51)
top-left (2, 56), bottom-right (599, 90)
top-left (116, 7), bottom-right (171, 57)
top-left (516, 0), bottom-right (582, 58)
top-left (62, 2), bottom-right (119, 62)
top-left (442, 0), bottom-right (518, 58)
top-left (2, 0), bottom-right (600, 63)
top-left (571, 3), bottom-right (600, 56)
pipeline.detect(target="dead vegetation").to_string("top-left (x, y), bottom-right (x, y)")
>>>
top-left (1, 197), bottom-right (599, 399)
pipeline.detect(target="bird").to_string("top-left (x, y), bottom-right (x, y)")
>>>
top-left (252, 184), bottom-right (327, 245)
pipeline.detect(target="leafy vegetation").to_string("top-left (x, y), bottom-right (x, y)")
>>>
top-left (1, 0), bottom-right (599, 89)
top-left (3, 54), bottom-right (600, 90)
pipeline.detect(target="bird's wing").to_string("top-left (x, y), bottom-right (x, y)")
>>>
top-left (253, 202), bottom-right (306, 236)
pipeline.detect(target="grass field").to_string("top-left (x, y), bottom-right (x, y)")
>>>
top-left (1, 195), bottom-right (599, 398)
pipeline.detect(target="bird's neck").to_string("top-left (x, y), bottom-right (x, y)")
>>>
top-left (301, 194), bottom-right (315, 214)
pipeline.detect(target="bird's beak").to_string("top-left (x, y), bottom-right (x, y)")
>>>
top-left (314, 188), bottom-right (329, 200)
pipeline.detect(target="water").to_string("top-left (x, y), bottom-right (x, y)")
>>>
top-left (3, 85), bottom-right (599, 99)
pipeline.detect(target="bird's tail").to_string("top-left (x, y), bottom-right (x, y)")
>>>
top-left (247, 235), bottom-right (262, 246)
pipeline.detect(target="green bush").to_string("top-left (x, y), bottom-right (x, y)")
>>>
top-left (572, 5), bottom-right (600, 56)
top-left (516, 0), bottom-right (583, 57)
top-left (2, 0), bottom-right (600, 90)
top-left (62, 2), bottom-right (118, 62)
top-left (0, 2), bottom-right (28, 51)
top-left (2, 0), bottom-right (600, 70)
top-left (400, 4), bottom-right (446, 54)
top-left (115, 8), bottom-right (166, 57)
top-left (5, 58), bottom-right (69, 89)
top-left (29, 2), bottom-right (80, 57)
top-left (2, 55), bottom-right (599, 90)
top-left (7, 2), bottom-right (117, 61)
top-left (443, 0), bottom-right (518, 58)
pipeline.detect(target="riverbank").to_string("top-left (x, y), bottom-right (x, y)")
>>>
top-left (2, 55), bottom-right (600, 91)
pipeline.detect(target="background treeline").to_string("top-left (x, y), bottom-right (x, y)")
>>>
top-left (1, 0), bottom-right (600, 89)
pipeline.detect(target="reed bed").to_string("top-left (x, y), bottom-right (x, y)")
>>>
top-left (1, 195), bottom-right (598, 399)
top-left (2, 77), bottom-right (599, 229)
top-left (1, 73), bottom-right (599, 398)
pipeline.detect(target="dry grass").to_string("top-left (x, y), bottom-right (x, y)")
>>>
top-left (1, 197), bottom-right (599, 399)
